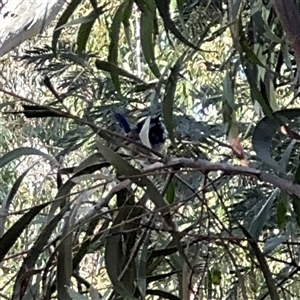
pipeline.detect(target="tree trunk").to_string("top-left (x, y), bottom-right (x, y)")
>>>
top-left (0, 0), bottom-right (66, 57)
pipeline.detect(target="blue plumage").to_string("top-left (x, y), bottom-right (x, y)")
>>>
top-left (114, 112), bottom-right (131, 133)
top-left (115, 112), bottom-right (166, 153)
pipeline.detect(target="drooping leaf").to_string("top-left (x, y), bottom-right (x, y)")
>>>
top-left (52, 0), bottom-right (82, 54)
top-left (252, 109), bottom-right (300, 173)
top-left (154, 0), bottom-right (199, 50)
top-left (137, 230), bottom-right (150, 298)
top-left (140, 0), bottom-right (161, 78)
top-left (0, 147), bottom-right (59, 168)
top-left (96, 140), bottom-right (169, 212)
top-left (95, 59), bottom-right (145, 84)
top-left (277, 197), bottom-right (287, 229)
top-left (57, 216), bottom-right (74, 300)
top-left (163, 57), bottom-right (184, 145)
top-left (108, 0), bottom-right (129, 91)
top-left (0, 163), bottom-right (37, 238)
top-left (0, 203), bottom-right (50, 262)
top-left (77, 5), bottom-right (108, 54)
top-left (48, 162), bottom-right (108, 221)
top-left (12, 205), bottom-right (70, 299)
top-left (292, 162), bottom-right (300, 228)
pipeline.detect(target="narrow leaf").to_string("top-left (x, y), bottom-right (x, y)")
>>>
top-left (140, 0), bottom-right (161, 78)
top-left (52, 0), bottom-right (82, 54)
top-left (155, 0), bottom-right (199, 50)
top-left (166, 180), bottom-right (175, 204)
top-left (0, 203), bottom-right (50, 261)
top-left (263, 236), bottom-right (287, 255)
top-left (252, 109), bottom-right (300, 173)
top-left (12, 205), bottom-right (69, 299)
top-left (95, 59), bottom-right (145, 83)
top-left (248, 188), bottom-right (280, 238)
top-left (108, 1), bottom-right (128, 91)
top-left (77, 5), bottom-right (107, 54)
top-left (0, 147), bottom-right (59, 168)
top-left (96, 140), bottom-right (169, 212)
top-left (163, 57), bottom-right (183, 145)
top-left (0, 163), bottom-right (37, 238)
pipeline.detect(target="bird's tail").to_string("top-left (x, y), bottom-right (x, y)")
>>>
top-left (114, 113), bottom-right (131, 133)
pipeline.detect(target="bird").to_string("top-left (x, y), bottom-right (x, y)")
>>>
top-left (114, 112), bottom-right (166, 156)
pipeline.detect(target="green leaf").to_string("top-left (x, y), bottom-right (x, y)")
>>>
top-left (163, 57), bottom-right (183, 145)
top-left (95, 59), bottom-right (145, 84)
top-left (52, 0), bottom-right (82, 55)
top-left (122, 0), bottom-right (133, 45)
top-left (293, 196), bottom-right (300, 228)
top-left (105, 232), bottom-right (137, 300)
top-left (248, 188), bottom-right (280, 238)
top-left (108, 0), bottom-right (129, 91)
top-left (0, 147), bottom-right (59, 168)
top-left (166, 180), bottom-right (175, 203)
top-left (223, 71), bottom-right (235, 109)
top-left (154, 0), bottom-right (199, 50)
top-left (96, 140), bottom-right (169, 212)
top-left (140, 0), bottom-right (161, 78)
top-left (137, 231), bottom-right (150, 298)
top-left (277, 198), bottom-right (287, 229)
top-left (263, 236), bottom-right (287, 255)
top-left (292, 162), bottom-right (300, 227)
top-left (48, 163), bottom-right (107, 221)
top-left (0, 163), bottom-right (37, 238)
top-left (77, 5), bottom-right (108, 54)
top-left (12, 205), bottom-right (69, 299)
top-left (57, 219), bottom-right (73, 300)
top-left (211, 268), bottom-right (222, 285)
top-left (67, 287), bottom-right (90, 300)
top-left (0, 203), bottom-right (50, 262)
top-left (252, 109), bottom-right (300, 173)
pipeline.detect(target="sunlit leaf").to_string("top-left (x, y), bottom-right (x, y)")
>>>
top-left (0, 147), bottom-right (59, 168)
top-left (263, 236), bottom-right (287, 255)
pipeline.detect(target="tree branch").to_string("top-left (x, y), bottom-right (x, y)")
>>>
top-left (143, 158), bottom-right (300, 198)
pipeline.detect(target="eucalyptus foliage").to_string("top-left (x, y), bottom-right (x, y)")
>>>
top-left (1, 1), bottom-right (300, 300)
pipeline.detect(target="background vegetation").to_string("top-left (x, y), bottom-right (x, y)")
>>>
top-left (1, 0), bottom-right (300, 299)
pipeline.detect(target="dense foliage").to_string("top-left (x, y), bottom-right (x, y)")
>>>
top-left (1, 0), bottom-right (300, 299)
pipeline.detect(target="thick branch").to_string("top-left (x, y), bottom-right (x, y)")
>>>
top-left (144, 158), bottom-right (300, 198)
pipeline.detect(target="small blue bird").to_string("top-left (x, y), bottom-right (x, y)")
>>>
top-left (115, 112), bottom-right (166, 154)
